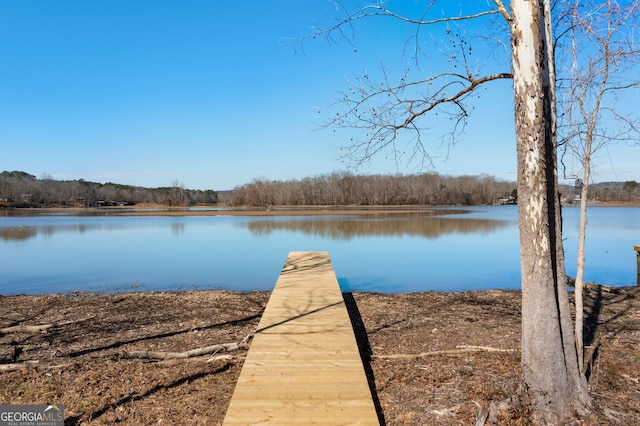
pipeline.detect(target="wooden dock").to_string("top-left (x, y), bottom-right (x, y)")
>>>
top-left (222, 251), bottom-right (379, 425)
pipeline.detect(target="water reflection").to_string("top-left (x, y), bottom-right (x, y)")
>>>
top-left (0, 223), bottom-right (121, 241)
top-left (1, 206), bottom-right (637, 294)
top-left (171, 222), bottom-right (185, 236)
top-left (244, 213), bottom-right (511, 240)
top-left (0, 212), bottom-right (512, 242)
top-left (0, 227), bottom-right (37, 241)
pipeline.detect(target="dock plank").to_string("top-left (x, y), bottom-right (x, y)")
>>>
top-left (222, 251), bottom-right (379, 425)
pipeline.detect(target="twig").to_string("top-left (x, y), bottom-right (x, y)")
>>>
top-left (456, 345), bottom-right (516, 352)
top-left (432, 404), bottom-right (461, 416)
top-left (373, 345), bottom-right (516, 359)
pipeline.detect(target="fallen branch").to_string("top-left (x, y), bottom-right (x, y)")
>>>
top-left (457, 345), bottom-right (516, 352)
top-left (0, 315), bottom-right (96, 335)
top-left (374, 345), bottom-right (516, 360)
top-left (0, 359), bottom-right (75, 372)
top-left (566, 276), bottom-right (634, 297)
top-left (1, 335), bottom-right (253, 372)
top-left (432, 404), bottom-right (460, 416)
top-left (122, 343), bottom-right (241, 360)
top-left (0, 360), bottom-right (41, 372)
top-left (584, 282), bottom-right (635, 297)
top-left (120, 334), bottom-right (253, 360)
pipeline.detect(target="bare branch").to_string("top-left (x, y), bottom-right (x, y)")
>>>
top-left (558, 0), bottom-right (640, 164)
top-left (324, 70), bottom-right (511, 168)
top-left (396, 72), bottom-right (512, 129)
top-left (323, 4), bottom-right (506, 30)
top-left (297, 2), bottom-right (516, 170)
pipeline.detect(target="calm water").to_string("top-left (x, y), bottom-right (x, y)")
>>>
top-left (1, 206), bottom-right (638, 294)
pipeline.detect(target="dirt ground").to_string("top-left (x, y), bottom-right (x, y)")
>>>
top-left (1, 286), bottom-right (638, 425)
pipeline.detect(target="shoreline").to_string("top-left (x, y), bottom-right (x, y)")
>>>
top-left (3, 201), bottom-right (640, 217)
top-left (2, 281), bottom-right (636, 299)
top-left (2, 204), bottom-right (472, 216)
top-left (1, 287), bottom-right (638, 424)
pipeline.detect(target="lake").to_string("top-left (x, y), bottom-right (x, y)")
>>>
top-left (1, 206), bottom-right (638, 294)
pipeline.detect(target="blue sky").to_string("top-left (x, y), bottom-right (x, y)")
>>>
top-left (1, 1), bottom-right (638, 190)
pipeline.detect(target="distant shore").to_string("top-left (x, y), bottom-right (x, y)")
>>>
top-left (2, 204), bottom-right (468, 216)
top-left (4, 201), bottom-right (640, 217)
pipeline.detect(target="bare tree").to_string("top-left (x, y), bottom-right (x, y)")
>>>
top-left (555, 0), bottom-right (640, 372)
top-left (310, 1), bottom-right (592, 421)
top-left (170, 179), bottom-right (189, 206)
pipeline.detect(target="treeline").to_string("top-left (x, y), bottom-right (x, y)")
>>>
top-left (0, 171), bottom-right (218, 207)
top-left (3, 170), bottom-right (637, 209)
top-left (578, 180), bottom-right (640, 203)
top-left (224, 172), bottom-right (517, 206)
top-left (224, 173), bottom-right (640, 207)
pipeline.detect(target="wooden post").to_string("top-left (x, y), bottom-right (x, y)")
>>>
top-left (635, 246), bottom-right (640, 286)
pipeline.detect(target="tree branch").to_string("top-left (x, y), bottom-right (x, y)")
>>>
top-left (373, 345), bottom-right (516, 359)
top-left (326, 70), bottom-right (511, 168)
top-left (0, 316), bottom-right (96, 336)
top-left (319, 4), bottom-right (506, 34)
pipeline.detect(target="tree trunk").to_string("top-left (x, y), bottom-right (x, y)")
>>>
top-left (511, 0), bottom-right (591, 422)
top-left (575, 161), bottom-right (590, 373)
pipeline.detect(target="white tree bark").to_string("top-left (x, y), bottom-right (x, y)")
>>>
top-left (511, 0), bottom-right (591, 422)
